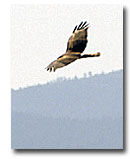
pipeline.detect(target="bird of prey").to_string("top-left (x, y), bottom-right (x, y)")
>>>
top-left (46, 21), bottom-right (100, 72)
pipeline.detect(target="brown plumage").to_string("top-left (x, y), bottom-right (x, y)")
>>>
top-left (46, 21), bottom-right (100, 72)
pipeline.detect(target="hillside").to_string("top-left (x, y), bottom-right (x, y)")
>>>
top-left (11, 70), bottom-right (123, 149)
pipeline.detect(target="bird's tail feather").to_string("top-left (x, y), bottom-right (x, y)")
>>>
top-left (80, 52), bottom-right (101, 58)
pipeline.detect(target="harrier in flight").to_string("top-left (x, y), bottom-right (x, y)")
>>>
top-left (46, 21), bottom-right (100, 72)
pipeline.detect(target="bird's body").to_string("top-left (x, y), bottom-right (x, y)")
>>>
top-left (46, 21), bottom-right (100, 72)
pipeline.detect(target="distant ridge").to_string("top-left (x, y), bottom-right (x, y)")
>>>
top-left (11, 70), bottom-right (123, 149)
top-left (12, 69), bottom-right (123, 91)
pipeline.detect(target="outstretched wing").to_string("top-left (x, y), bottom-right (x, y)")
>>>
top-left (66, 21), bottom-right (89, 54)
top-left (46, 21), bottom-right (90, 72)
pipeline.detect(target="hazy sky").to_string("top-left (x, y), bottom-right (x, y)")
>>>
top-left (11, 4), bottom-right (123, 89)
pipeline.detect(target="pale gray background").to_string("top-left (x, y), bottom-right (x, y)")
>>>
top-left (11, 4), bottom-right (123, 89)
top-left (11, 4), bottom-right (123, 149)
